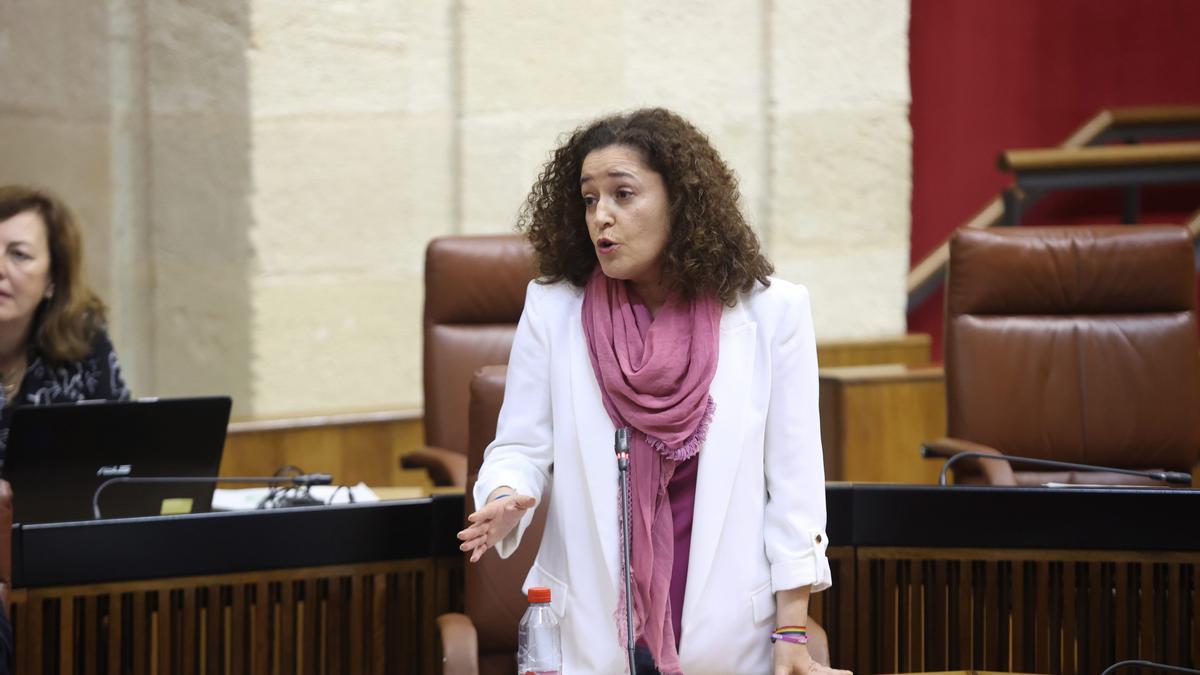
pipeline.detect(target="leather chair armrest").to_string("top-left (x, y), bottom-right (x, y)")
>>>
top-left (437, 612), bottom-right (479, 675)
top-left (922, 437), bottom-right (1016, 486)
top-left (400, 446), bottom-right (468, 487)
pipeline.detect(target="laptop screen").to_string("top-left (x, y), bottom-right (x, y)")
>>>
top-left (2, 396), bottom-right (232, 524)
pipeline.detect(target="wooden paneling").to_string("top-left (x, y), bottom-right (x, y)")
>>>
top-left (808, 546), bottom-right (856, 669)
top-left (221, 412), bottom-right (427, 488)
top-left (854, 548), bottom-right (1200, 675)
top-left (820, 365), bottom-right (946, 483)
top-left (816, 334), bottom-right (932, 368)
top-left (9, 559), bottom-right (457, 675)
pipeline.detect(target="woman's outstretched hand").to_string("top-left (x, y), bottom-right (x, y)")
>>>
top-left (457, 489), bottom-right (537, 563)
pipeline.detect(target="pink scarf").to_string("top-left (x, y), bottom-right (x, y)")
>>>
top-left (581, 267), bottom-right (722, 674)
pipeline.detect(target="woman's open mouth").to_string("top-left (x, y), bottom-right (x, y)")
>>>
top-left (597, 239), bottom-right (618, 254)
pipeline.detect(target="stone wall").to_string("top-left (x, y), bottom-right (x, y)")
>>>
top-left (0, 0), bottom-right (910, 417)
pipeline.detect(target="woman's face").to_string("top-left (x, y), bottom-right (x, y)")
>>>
top-left (0, 209), bottom-right (52, 328)
top-left (580, 144), bottom-right (671, 297)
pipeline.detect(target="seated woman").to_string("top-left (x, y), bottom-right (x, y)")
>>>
top-left (458, 109), bottom-right (849, 674)
top-left (0, 186), bottom-right (130, 458)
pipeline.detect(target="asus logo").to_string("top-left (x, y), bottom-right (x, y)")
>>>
top-left (97, 464), bottom-right (132, 477)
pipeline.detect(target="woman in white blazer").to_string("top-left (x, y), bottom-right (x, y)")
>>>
top-left (458, 109), bottom-right (848, 675)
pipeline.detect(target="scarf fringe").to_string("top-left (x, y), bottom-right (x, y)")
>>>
top-left (647, 396), bottom-right (716, 462)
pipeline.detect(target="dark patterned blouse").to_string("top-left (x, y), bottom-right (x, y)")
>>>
top-left (0, 329), bottom-right (131, 459)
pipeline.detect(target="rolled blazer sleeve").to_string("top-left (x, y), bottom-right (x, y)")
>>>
top-left (472, 282), bottom-right (555, 559)
top-left (762, 282), bottom-right (832, 593)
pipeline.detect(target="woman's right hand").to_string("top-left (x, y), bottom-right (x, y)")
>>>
top-left (457, 488), bottom-right (537, 563)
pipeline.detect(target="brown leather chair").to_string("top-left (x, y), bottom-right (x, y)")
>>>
top-left (401, 235), bottom-right (534, 486)
top-left (925, 226), bottom-right (1200, 486)
top-left (438, 368), bottom-right (832, 674)
top-left (439, 365), bottom-right (546, 675)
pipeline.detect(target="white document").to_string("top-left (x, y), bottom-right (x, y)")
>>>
top-left (211, 482), bottom-right (379, 511)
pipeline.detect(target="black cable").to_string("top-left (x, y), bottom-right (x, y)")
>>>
top-left (273, 465), bottom-right (304, 479)
top-left (326, 485), bottom-right (356, 505)
top-left (258, 465), bottom-right (310, 509)
top-left (1100, 660), bottom-right (1200, 675)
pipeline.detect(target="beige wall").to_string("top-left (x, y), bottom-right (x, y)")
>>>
top-left (0, 0), bottom-right (911, 418)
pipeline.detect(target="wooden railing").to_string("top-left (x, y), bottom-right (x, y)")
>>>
top-left (908, 105), bottom-right (1200, 311)
top-left (999, 140), bottom-right (1200, 172)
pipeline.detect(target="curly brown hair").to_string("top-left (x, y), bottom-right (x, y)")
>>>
top-left (0, 185), bottom-right (108, 362)
top-left (518, 108), bottom-right (772, 304)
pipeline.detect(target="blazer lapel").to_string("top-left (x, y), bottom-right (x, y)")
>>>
top-left (569, 317), bottom-right (620, 587)
top-left (681, 302), bottom-right (757, 630)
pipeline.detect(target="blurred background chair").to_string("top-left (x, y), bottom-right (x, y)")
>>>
top-left (400, 235), bottom-right (533, 487)
top-left (437, 367), bottom-right (832, 674)
top-left (925, 225), bottom-right (1200, 486)
top-left (0, 479), bottom-right (10, 673)
top-left (0, 480), bottom-right (10, 607)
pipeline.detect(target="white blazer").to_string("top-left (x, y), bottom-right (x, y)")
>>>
top-left (475, 278), bottom-right (832, 675)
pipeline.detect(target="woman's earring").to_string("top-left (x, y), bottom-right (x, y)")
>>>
top-left (45, 285), bottom-right (54, 300)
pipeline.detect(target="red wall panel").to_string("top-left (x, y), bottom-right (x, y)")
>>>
top-left (909, 0), bottom-right (1200, 358)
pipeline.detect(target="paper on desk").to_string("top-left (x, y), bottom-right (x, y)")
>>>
top-left (211, 482), bottom-right (379, 511)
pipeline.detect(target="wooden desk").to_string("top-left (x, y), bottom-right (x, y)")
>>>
top-left (10, 496), bottom-right (463, 674)
top-left (16, 486), bottom-right (1199, 674)
top-left (819, 364), bottom-right (946, 483)
top-left (815, 484), bottom-right (1200, 675)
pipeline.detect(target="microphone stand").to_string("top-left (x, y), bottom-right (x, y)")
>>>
top-left (922, 447), bottom-right (1193, 487)
top-left (616, 428), bottom-right (637, 675)
top-left (91, 473), bottom-right (334, 520)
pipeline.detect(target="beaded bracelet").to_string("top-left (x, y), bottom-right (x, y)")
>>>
top-left (770, 625), bottom-right (809, 645)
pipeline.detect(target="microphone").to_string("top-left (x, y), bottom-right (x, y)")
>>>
top-left (615, 427), bottom-right (636, 675)
top-left (91, 473), bottom-right (334, 519)
top-left (921, 446), bottom-right (1192, 487)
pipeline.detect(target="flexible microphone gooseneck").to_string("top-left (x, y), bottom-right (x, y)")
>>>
top-left (922, 446), bottom-right (1192, 487)
top-left (615, 427), bottom-right (637, 675)
top-left (91, 473), bottom-right (334, 520)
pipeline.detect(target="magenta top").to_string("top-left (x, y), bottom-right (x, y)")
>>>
top-left (667, 454), bottom-right (699, 647)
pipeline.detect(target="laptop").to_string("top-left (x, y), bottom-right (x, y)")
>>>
top-left (2, 396), bottom-right (232, 524)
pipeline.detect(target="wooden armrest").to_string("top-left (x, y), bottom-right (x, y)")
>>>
top-left (400, 446), bottom-right (468, 487)
top-left (437, 612), bottom-right (479, 675)
top-left (922, 437), bottom-right (1016, 486)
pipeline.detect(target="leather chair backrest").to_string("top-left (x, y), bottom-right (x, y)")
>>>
top-left (424, 236), bottom-right (534, 457)
top-left (465, 365), bottom-right (549, 675)
top-left (946, 226), bottom-right (1200, 483)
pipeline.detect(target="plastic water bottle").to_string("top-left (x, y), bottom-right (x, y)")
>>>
top-left (517, 586), bottom-right (561, 675)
